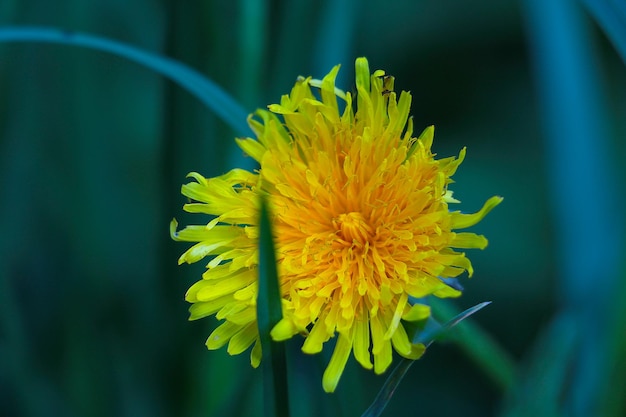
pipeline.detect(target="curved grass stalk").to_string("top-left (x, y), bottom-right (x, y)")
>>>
top-left (0, 26), bottom-right (251, 135)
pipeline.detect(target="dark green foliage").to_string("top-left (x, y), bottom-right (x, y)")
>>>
top-left (0, 1), bottom-right (625, 416)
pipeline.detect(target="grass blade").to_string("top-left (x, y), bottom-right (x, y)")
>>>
top-left (416, 301), bottom-right (492, 346)
top-left (429, 299), bottom-right (516, 391)
top-left (257, 197), bottom-right (290, 417)
top-left (361, 301), bottom-right (492, 417)
top-left (0, 26), bottom-right (251, 135)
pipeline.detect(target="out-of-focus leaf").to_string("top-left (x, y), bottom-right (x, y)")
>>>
top-left (499, 313), bottom-right (579, 417)
top-left (237, 0), bottom-right (268, 108)
top-left (312, 0), bottom-right (358, 85)
top-left (361, 301), bottom-right (492, 417)
top-left (430, 299), bottom-right (516, 391)
top-left (580, 0), bottom-right (626, 66)
top-left (523, 0), bottom-right (622, 413)
top-left (0, 26), bottom-right (251, 136)
top-left (257, 197), bottom-right (290, 417)
top-left (598, 267), bottom-right (626, 416)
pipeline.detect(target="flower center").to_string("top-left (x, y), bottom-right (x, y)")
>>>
top-left (334, 212), bottom-right (374, 244)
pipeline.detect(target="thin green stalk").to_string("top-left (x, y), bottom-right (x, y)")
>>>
top-left (257, 197), bottom-right (290, 417)
top-left (430, 299), bottom-right (516, 391)
top-left (362, 301), bottom-right (496, 417)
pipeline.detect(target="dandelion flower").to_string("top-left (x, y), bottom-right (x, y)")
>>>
top-left (171, 57), bottom-right (502, 393)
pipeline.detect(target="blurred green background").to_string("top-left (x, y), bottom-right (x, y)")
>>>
top-left (1, 1), bottom-right (625, 416)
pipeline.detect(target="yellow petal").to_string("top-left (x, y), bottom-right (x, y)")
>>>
top-left (225, 306), bottom-right (256, 325)
top-left (235, 138), bottom-right (266, 163)
top-left (188, 296), bottom-right (233, 319)
top-left (353, 313), bottom-right (373, 370)
top-left (451, 196), bottom-right (503, 229)
top-left (383, 292), bottom-right (408, 339)
top-left (322, 332), bottom-right (353, 393)
top-left (196, 269), bottom-right (256, 301)
top-left (390, 322), bottom-right (412, 356)
top-left (227, 322), bottom-right (258, 355)
top-left (302, 318), bottom-right (330, 354)
top-left (432, 283), bottom-right (463, 298)
top-left (402, 303), bottom-right (431, 322)
top-left (451, 232), bottom-right (488, 249)
top-left (270, 317), bottom-right (299, 342)
top-left (370, 314), bottom-right (385, 355)
top-left (250, 339), bottom-right (262, 368)
top-left (373, 336), bottom-right (393, 374)
top-left (398, 342), bottom-right (426, 360)
top-left (206, 321), bottom-right (241, 350)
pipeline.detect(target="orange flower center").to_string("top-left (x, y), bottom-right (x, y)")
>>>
top-left (333, 212), bottom-right (374, 247)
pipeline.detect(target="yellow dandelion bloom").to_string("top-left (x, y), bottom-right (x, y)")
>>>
top-left (171, 57), bottom-right (502, 393)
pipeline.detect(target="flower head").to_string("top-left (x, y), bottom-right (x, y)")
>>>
top-left (171, 57), bottom-right (502, 392)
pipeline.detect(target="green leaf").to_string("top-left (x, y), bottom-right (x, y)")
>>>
top-left (361, 300), bottom-right (492, 417)
top-left (257, 197), bottom-right (290, 417)
top-left (0, 26), bottom-right (252, 136)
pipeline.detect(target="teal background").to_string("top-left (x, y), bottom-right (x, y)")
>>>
top-left (1, 1), bottom-right (625, 416)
